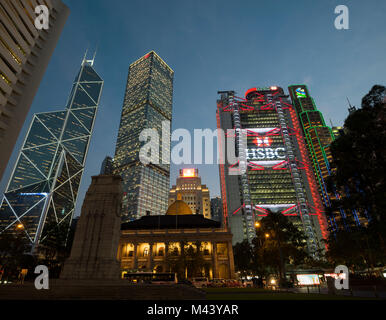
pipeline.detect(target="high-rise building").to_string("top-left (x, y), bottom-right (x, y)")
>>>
top-left (217, 87), bottom-right (328, 257)
top-left (0, 0), bottom-right (70, 180)
top-left (168, 168), bottom-right (211, 219)
top-left (210, 196), bottom-right (223, 224)
top-left (0, 55), bottom-right (103, 251)
top-left (288, 85), bottom-right (346, 231)
top-left (100, 156), bottom-right (113, 175)
top-left (113, 51), bottom-right (174, 221)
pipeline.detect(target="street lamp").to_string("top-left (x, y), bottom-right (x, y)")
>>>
top-left (255, 222), bottom-right (260, 228)
top-left (265, 233), bottom-right (270, 238)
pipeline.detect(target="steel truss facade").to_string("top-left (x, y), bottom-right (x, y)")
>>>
top-left (0, 56), bottom-right (103, 252)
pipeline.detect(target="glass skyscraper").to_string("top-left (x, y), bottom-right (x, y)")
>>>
top-left (113, 51), bottom-right (174, 221)
top-left (0, 55), bottom-right (103, 251)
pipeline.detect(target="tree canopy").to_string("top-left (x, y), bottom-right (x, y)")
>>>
top-left (325, 85), bottom-right (386, 271)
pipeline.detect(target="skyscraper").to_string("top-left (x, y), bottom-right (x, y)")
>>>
top-left (0, 0), bottom-right (70, 180)
top-left (0, 54), bottom-right (103, 251)
top-left (210, 197), bottom-right (223, 224)
top-left (100, 156), bottom-right (113, 175)
top-left (217, 87), bottom-right (328, 257)
top-left (168, 168), bottom-right (211, 219)
top-left (288, 85), bottom-right (341, 230)
top-left (288, 85), bottom-right (373, 231)
top-left (113, 51), bottom-right (173, 221)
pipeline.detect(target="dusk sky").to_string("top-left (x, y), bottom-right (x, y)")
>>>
top-left (1, 0), bottom-right (385, 216)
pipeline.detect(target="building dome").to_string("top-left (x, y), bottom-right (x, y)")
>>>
top-left (166, 200), bottom-right (192, 215)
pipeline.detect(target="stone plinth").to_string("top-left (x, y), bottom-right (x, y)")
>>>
top-left (61, 175), bottom-right (123, 280)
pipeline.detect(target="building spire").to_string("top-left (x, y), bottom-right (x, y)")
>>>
top-left (347, 97), bottom-right (356, 114)
top-left (81, 47), bottom-right (96, 66)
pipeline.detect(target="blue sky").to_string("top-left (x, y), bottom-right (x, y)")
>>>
top-left (1, 0), bottom-right (385, 216)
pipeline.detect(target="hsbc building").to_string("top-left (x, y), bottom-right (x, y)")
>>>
top-left (216, 87), bottom-right (328, 258)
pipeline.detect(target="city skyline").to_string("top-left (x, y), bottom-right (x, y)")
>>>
top-left (1, 0), bottom-right (386, 217)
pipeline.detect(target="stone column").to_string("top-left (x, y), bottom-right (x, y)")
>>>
top-left (164, 242), bottom-right (169, 273)
top-left (212, 242), bottom-right (218, 279)
top-left (227, 241), bottom-right (236, 279)
top-left (133, 242), bottom-right (138, 270)
top-left (60, 175), bottom-right (123, 280)
top-left (148, 242), bottom-right (154, 271)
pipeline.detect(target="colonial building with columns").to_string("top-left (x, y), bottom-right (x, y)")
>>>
top-left (118, 198), bottom-right (235, 279)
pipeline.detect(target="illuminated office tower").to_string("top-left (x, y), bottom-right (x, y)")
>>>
top-left (0, 55), bottom-right (103, 251)
top-left (288, 85), bottom-right (343, 230)
top-left (0, 0), bottom-right (69, 180)
top-left (288, 85), bottom-right (370, 230)
top-left (113, 51), bottom-right (173, 221)
top-left (100, 156), bottom-right (113, 175)
top-left (217, 87), bottom-right (328, 257)
top-left (168, 169), bottom-right (211, 219)
top-left (210, 196), bottom-right (223, 224)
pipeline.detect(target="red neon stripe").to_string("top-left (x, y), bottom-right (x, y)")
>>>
top-left (282, 204), bottom-right (297, 214)
top-left (217, 109), bottom-right (228, 228)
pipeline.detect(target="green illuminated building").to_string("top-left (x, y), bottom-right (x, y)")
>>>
top-left (288, 85), bottom-right (336, 227)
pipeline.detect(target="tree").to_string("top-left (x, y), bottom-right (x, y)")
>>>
top-left (253, 210), bottom-right (311, 286)
top-left (327, 85), bottom-right (386, 223)
top-left (325, 85), bottom-right (386, 271)
top-left (165, 241), bottom-right (210, 280)
top-left (38, 221), bottom-right (73, 278)
top-left (0, 231), bottom-right (33, 281)
top-left (324, 223), bottom-right (386, 272)
top-left (233, 240), bottom-right (254, 277)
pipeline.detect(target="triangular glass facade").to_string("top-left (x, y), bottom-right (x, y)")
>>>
top-left (0, 58), bottom-right (103, 251)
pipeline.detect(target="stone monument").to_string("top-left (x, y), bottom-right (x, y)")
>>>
top-left (60, 175), bottom-right (123, 280)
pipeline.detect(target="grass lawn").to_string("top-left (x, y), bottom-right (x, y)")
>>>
top-left (203, 287), bottom-right (376, 300)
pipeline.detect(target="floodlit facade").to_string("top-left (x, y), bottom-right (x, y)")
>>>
top-left (217, 87), bottom-right (328, 257)
top-left (168, 169), bottom-right (211, 219)
top-left (119, 204), bottom-right (235, 279)
top-left (0, 0), bottom-right (69, 180)
top-left (113, 51), bottom-right (174, 222)
top-left (0, 55), bottom-right (103, 251)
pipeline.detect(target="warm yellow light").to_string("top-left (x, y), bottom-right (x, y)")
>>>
top-left (270, 279), bottom-right (276, 284)
top-left (16, 223), bottom-right (24, 230)
top-left (181, 169), bottom-right (196, 178)
top-left (265, 233), bottom-right (270, 238)
top-left (255, 222), bottom-right (260, 228)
